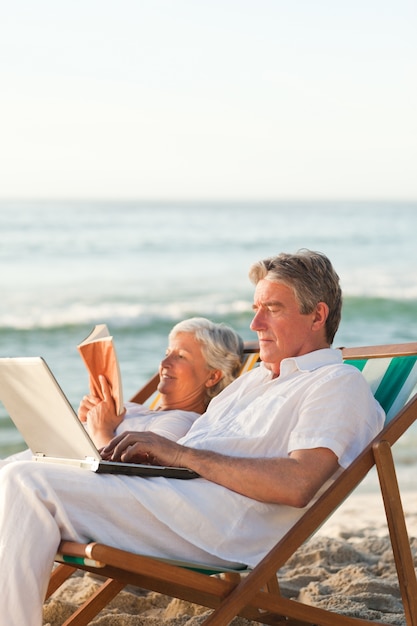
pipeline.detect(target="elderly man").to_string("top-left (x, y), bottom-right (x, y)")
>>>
top-left (0, 249), bottom-right (384, 626)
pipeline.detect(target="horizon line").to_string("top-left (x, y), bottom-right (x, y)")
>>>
top-left (1, 197), bottom-right (417, 204)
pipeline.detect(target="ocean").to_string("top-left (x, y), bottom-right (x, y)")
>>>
top-left (1, 200), bottom-right (417, 490)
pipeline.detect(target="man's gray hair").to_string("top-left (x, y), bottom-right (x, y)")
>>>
top-left (249, 249), bottom-right (342, 344)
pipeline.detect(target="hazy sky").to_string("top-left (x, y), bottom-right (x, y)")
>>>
top-left (1, 0), bottom-right (416, 200)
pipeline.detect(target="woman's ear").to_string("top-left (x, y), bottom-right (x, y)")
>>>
top-left (205, 369), bottom-right (223, 388)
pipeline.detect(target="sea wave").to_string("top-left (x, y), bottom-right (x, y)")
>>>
top-left (0, 298), bottom-right (253, 331)
top-left (1, 295), bottom-right (417, 333)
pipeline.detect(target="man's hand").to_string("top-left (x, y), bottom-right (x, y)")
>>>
top-left (100, 430), bottom-right (184, 467)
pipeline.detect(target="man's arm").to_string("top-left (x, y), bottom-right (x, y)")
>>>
top-left (182, 446), bottom-right (338, 506)
top-left (101, 431), bottom-right (339, 506)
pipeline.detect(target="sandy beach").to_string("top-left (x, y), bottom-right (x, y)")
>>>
top-left (43, 483), bottom-right (417, 626)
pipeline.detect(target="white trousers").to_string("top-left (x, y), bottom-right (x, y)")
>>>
top-left (0, 460), bottom-right (234, 626)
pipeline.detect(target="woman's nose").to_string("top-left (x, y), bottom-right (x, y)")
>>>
top-left (160, 355), bottom-right (171, 367)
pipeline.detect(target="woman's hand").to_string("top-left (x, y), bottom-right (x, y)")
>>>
top-left (79, 376), bottom-right (126, 449)
top-left (78, 393), bottom-right (100, 423)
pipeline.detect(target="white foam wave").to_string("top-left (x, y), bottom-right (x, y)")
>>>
top-left (0, 298), bottom-right (253, 330)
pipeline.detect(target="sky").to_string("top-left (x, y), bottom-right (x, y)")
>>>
top-left (1, 0), bottom-right (416, 201)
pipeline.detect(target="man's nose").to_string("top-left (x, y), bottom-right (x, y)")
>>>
top-left (250, 309), bottom-right (264, 331)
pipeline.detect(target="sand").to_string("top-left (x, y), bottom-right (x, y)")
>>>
top-left (43, 487), bottom-right (417, 626)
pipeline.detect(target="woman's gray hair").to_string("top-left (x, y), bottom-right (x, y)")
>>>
top-left (169, 317), bottom-right (245, 404)
top-left (249, 249), bottom-right (342, 345)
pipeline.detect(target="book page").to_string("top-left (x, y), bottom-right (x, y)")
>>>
top-left (78, 323), bottom-right (110, 345)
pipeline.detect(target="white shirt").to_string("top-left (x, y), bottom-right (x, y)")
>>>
top-left (118, 403), bottom-right (200, 441)
top-left (124, 348), bottom-right (385, 567)
top-left (182, 348), bottom-right (383, 469)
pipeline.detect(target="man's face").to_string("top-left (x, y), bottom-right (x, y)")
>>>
top-left (250, 279), bottom-right (325, 376)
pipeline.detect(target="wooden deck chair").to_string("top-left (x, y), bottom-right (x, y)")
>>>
top-left (47, 341), bottom-right (417, 626)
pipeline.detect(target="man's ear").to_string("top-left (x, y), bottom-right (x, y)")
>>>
top-left (312, 302), bottom-right (329, 330)
top-left (205, 369), bottom-right (223, 388)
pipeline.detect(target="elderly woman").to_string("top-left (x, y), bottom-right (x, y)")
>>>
top-left (79, 316), bottom-right (245, 449)
top-left (2, 317), bottom-right (244, 465)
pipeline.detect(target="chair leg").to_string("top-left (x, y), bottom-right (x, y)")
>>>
top-left (373, 440), bottom-right (417, 626)
top-left (61, 578), bottom-right (125, 626)
top-left (46, 563), bottom-right (77, 599)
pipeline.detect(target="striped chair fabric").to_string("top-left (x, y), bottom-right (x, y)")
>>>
top-left (344, 353), bottom-right (417, 422)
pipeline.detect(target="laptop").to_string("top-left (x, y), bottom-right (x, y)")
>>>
top-left (0, 356), bottom-right (199, 479)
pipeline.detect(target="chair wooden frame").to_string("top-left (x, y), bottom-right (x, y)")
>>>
top-left (47, 342), bottom-right (417, 626)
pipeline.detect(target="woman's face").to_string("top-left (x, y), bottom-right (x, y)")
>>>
top-left (157, 332), bottom-right (220, 409)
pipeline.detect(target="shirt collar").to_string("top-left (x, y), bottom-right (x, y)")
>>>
top-left (260, 348), bottom-right (343, 378)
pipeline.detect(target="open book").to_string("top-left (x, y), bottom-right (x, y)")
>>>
top-left (77, 324), bottom-right (124, 415)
